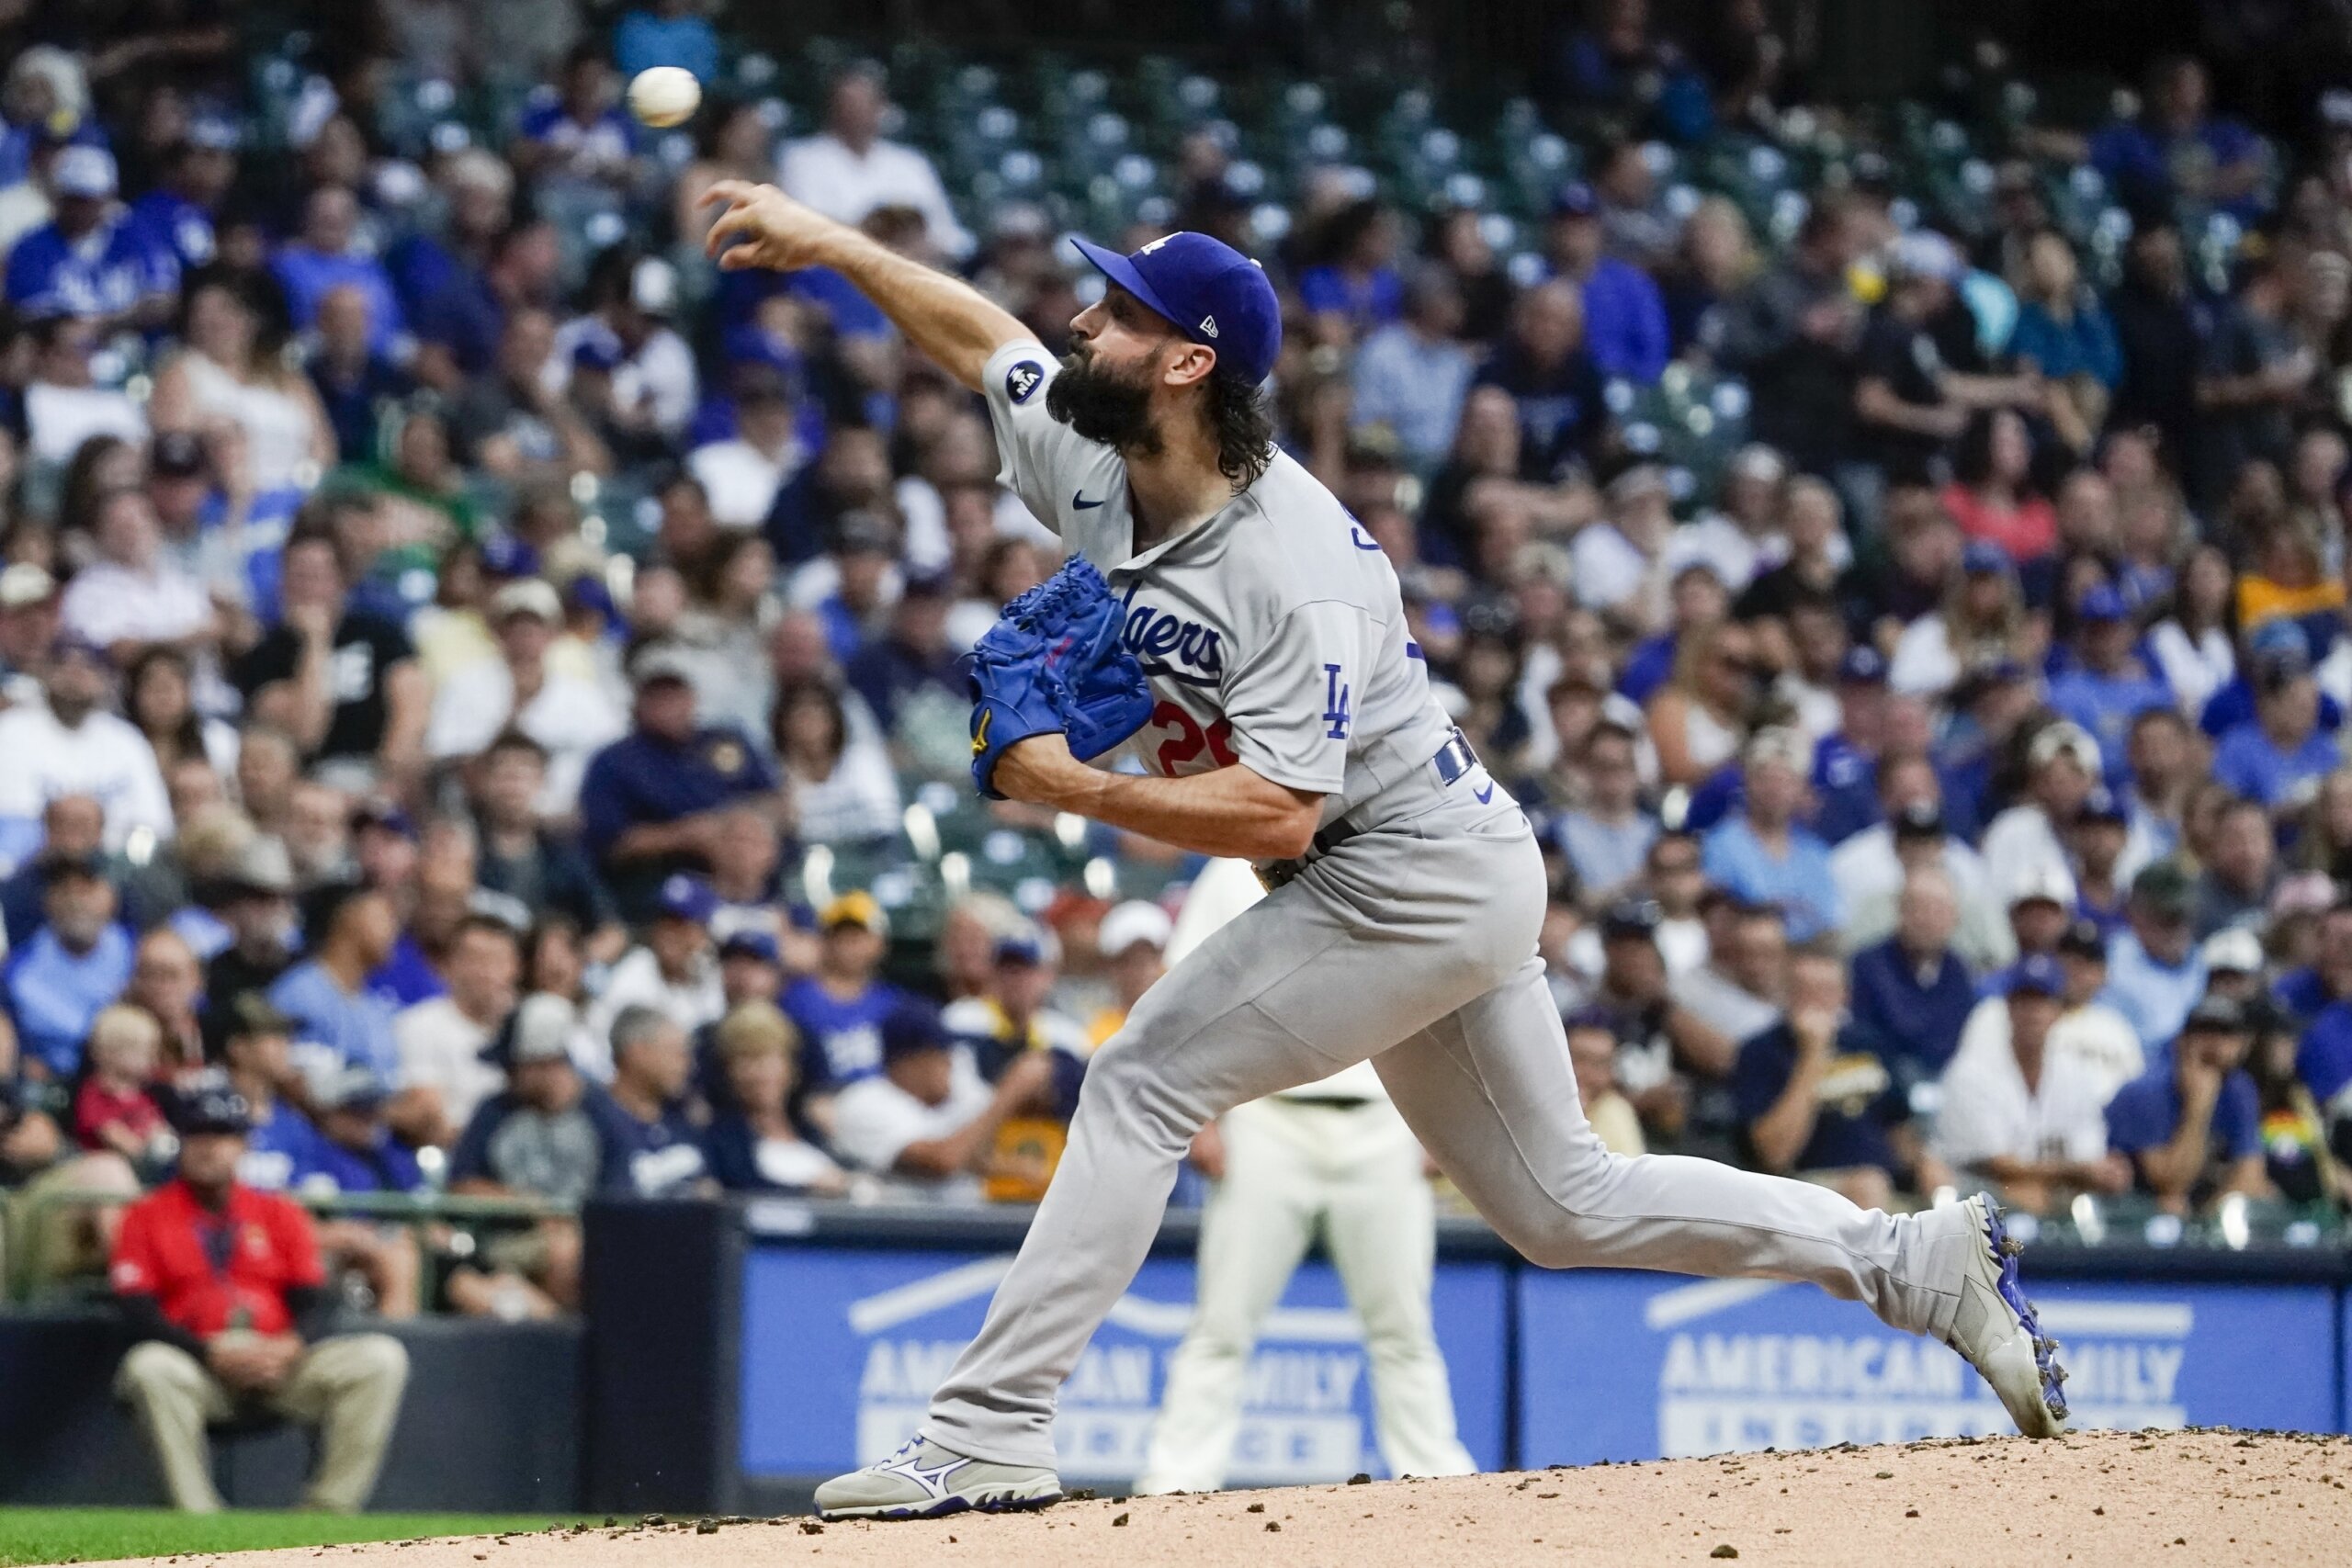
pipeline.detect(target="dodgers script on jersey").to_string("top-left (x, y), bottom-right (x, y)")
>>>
top-left (980, 344), bottom-right (1457, 829)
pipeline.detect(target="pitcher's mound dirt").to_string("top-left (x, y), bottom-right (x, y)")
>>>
top-left (107, 1428), bottom-right (2352, 1568)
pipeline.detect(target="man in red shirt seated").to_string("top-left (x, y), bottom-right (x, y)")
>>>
top-left (109, 1080), bottom-right (411, 1513)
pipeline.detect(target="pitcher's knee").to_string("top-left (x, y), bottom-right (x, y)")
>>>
top-left (1075, 1035), bottom-right (1208, 1152)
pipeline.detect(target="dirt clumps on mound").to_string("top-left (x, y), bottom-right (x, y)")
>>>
top-left (102, 1428), bottom-right (2352, 1568)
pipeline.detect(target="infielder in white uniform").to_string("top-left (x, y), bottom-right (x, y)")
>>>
top-left (696, 181), bottom-right (2068, 1522)
top-left (1136, 855), bottom-right (1475, 1494)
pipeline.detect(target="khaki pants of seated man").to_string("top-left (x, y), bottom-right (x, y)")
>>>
top-left (114, 1334), bottom-right (411, 1512)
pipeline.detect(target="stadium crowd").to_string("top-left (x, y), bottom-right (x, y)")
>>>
top-left (2, 0), bottom-right (2352, 1332)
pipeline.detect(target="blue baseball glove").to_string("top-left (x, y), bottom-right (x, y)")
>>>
top-left (967, 557), bottom-right (1155, 800)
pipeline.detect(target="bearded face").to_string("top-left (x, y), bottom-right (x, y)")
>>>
top-left (1045, 342), bottom-right (1164, 454)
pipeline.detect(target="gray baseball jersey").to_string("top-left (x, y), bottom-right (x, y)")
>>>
top-left (982, 343), bottom-right (1457, 829)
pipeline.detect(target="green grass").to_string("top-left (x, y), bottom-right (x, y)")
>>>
top-left (0, 1508), bottom-right (580, 1566)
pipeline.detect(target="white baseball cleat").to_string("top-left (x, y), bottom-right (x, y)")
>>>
top-left (1941, 1194), bottom-right (2068, 1438)
top-left (813, 1437), bottom-right (1064, 1520)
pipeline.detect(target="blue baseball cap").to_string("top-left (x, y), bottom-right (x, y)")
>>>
top-left (718, 928), bottom-right (781, 964)
top-left (2005, 953), bottom-right (2065, 999)
top-left (2250, 619), bottom-right (2310, 660)
top-left (879, 1002), bottom-right (948, 1060)
top-left (2077, 583), bottom-right (2129, 622)
top-left (1838, 645), bottom-right (1887, 686)
top-left (1069, 231), bottom-right (1282, 386)
top-left (656, 874), bottom-right (718, 926)
top-left (1962, 539), bottom-right (2012, 575)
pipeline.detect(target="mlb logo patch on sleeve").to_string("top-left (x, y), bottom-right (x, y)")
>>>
top-left (1005, 361), bottom-right (1046, 404)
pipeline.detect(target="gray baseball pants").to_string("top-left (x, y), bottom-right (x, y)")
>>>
top-left (922, 788), bottom-right (1982, 1468)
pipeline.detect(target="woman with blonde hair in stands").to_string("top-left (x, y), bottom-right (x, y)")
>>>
top-left (1645, 617), bottom-right (1762, 788)
top-left (700, 1001), bottom-right (846, 1195)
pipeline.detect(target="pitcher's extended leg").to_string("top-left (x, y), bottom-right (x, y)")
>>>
top-left (1372, 955), bottom-right (1973, 1339)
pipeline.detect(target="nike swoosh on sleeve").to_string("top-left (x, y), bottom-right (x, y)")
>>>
top-left (1072, 491), bottom-right (1105, 510)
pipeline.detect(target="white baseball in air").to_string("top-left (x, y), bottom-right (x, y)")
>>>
top-left (628, 66), bottom-right (701, 129)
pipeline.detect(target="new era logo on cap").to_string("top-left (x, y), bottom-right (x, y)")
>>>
top-left (1070, 231), bottom-right (1281, 385)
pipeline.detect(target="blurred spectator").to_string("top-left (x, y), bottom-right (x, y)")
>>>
top-left (771, 676), bottom-right (900, 846)
top-left (1552, 720), bottom-right (1657, 909)
top-left (1675, 898), bottom-right (1785, 1046)
top-left (0, 638), bottom-right (173, 857)
top-left (128, 114), bottom-right (238, 276)
top-left (6, 852), bottom-right (133, 1081)
top-left (425, 580), bottom-right (623, 813)
top-left (613, 0), bottom-right (720, 81)
top-left (514, 46), bottom-right (639, 190)
top-left (267, 879), bottom-right (401, 1085)
top-left (1351, 265), bottom-right (1475, 473)
top-left (1701, 728), bottom-right (1840, 942)
top-left (150, 272), bottom-right (334, 502)
top-left (2006, 231), bottom-right (2119, 454)
top-left (586, 873), bottom-right (724, 1071)
top-left (2102, 862), bottom-right (2209, 1051)
top-left (394, 914), bottom-right (521, 1146)
top-left (1564, 1005), bottom-right (1645, 1155)
top-left (1733, 942), bottom-right (1949, 1211)
top-left (467, 732), bottom-right (624, 948)
top-left (70, 1004), bottom-right (170, 1169)
top-left (6, 146), bottom-right (170, 328)
top-left (58, 487), bottom-right (216, 668)
top-left (1982, 722), bottom-right (2099, 907)
top-left (2213, 637), bottom-right (2340, 807)
top-left (701, 1000), bottom-right (846, 1194)
top-left (2194, 803), bottom-right (2279, 937)
top-left (578, 645), bottom-right (783, 910)
top-left (1849, 866), bottom-right (1976, 1083)
top-left (232, 528), bottom-right (424, 793)
top-left (783, 890), bottom-right (906, 1114)
top-left (2088, 56), bottom-right (2266, 218)
top-left (271, 187), bottom-right (406, 358)
top-left (829, 1000), bottom-right (1057, 1203)
top-left (599, 1005), bottom-right (710, 1196)
top-left (307, 285), bottom-right (415, 466)
top-left (1474, 279), bottom-right (1611, 482)
top-left (446, 993), bottom-right (598, 1316)
top-left (777, 63), bottom-right (972, 262)
top-left (688, 365), bottom-right (807, 528)
top-left (1931, 954), bottom-right (2127, 1213)
top-left (1542, 181), bottom-right (1668, 383)
top-left (1084, 900), bottom-right (1170, 1046)
top-left (2105, 994), bottom-right (2272, 1214)
top-left (110, 1081), bottom-right (410, 1514)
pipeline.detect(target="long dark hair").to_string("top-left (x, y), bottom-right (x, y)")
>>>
top-left (1204, 371), bottom-right (1276, 490)
top-left (771, 676), bottom-right (849, 772)
top-left (126, 647), bottom-right (209, 762)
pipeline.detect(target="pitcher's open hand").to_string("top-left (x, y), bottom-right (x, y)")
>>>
top-left (699, 181), bottom-right (852, 272)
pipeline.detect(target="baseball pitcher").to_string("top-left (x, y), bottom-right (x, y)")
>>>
top-left (697, 181), bottom-right (2067, 1522)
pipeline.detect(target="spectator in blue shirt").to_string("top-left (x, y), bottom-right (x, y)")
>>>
top-left (1472, 280), bottom-right (1612, 482)
top-left (2212, 639), bottom-right (2341, 809)
top-left (300, 1067), bottom-right (427, 1194)
top-left (2046, 585), bottom-right (2173, 787)
top-left (127, 115), bottom-right (239, 276)
top-left (214, 992), bottom-right (327, 1192)
top-left (2106, 995), bottom-right (2271, 1213)
top-left (1543, 181), bottom-right (1670, 384)
top-left (515, 46), bottom-right (639, 190)
top-left (1297, 198), bottom-right (1406, 347)
top-left (783, 891), bottom-right (909, 1098)
top-left (268, 880), bottom-right (404, 1086)
top-left (1849, 864), bottom-right (1976, 1085)
top-left (2087, 56), bottom-right (2267, 221)
top-left (599, 1004), bottom-right (712, 1196)
top-left (2099, 862), bottom-right (2208, 1057)
top-left (5, 145), bottom-right (174, 329)
top-left (1351, 266), bottom-right (1476, 473)
top-left (1735, 945), bottom-right (1950, 1211)
top-left (1553, 720), bottom-right (1657, 909)
top-left (577, 644), bottom-right (786, 917)
top-left (1809, 645), bottom-right (1890, 846)
top-left (270, 186), bottom-right (407, 359)
top-left (1702, 728), bottom-right (1842, 942)
top-left (613, 0), bottom-right (721, 82)
top-left (4, 853), bottom-right (134, 1080)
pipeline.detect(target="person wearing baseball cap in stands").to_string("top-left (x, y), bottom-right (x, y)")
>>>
top-left (2099, 861), bottom-right (2209, 1054)
top-left (2047, 583), bottom-right (2174, 787)
top-left (781, 890), bottom-right (912, 1114)
top-left (1930, 953), bottom-right (2129, 1215)
top-left (2212, 633), bottom-right (2342, 808)
top-left (6, 145), bottom-right (173, 329)
top-left (1084, 900), bottom-right (1173, 1046)
top-left (2104, 993), bottom-right (2273, 1213)
top-left (585, 872), bottom-right (724, 1073)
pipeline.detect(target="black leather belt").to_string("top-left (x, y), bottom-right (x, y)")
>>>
top-left (1258, 729), bottom-right (1483, 891)
top-left (1307, 728), bottom-right (1479, 858)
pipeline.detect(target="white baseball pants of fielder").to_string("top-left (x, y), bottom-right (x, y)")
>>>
top-left (1136, 1092), bottom-right (1475, 1492)
top-left (920, 788), bottom-right (1983, 1469)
